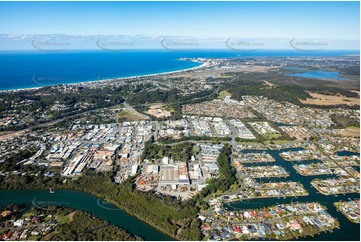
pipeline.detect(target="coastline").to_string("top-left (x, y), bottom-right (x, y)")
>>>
top-left (92, 59), bottom-right (207, 84)
top-left (0, 59), bottom-right (207, 93)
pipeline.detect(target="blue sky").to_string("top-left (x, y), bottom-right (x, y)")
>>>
top-left (0, 1), bottom-right (359, 50)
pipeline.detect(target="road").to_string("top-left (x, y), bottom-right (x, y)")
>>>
top-left (0, 84), bottom-right (221, 141)
top-left (123, 101), bottom-right (150, 120)
top-left (0, 103), bottom-right (125, 141)
top-left (316, 142), bottom-right (358, 180)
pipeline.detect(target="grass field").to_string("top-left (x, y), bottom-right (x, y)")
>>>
top-left (116, 107), bottom-right (149, 122)
top-left (56, 211), bottom-right (75, 225)
top-left (217, 90), bottom-right (232, 99)
top-left (300, 92), bottom-right (360, 106)
top-left (263, 133), bottom-right (282, 140)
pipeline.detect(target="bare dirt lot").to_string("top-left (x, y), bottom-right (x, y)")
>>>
top-left (147, 104), bottom-right (172, 118)
top-left (300, 92), bottom-right (360, 106)
top-left (338, 127), bottom-right (360, 137)
top-left (263, 80), bottom-right (275, 87)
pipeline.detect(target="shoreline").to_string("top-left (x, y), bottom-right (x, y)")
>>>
top-left (334, 201), bottom-right (360, 224)
top-left (224, 192), bottom-right (309, 206)
top-left (0, 59), bottom-right (207, 93)
top-left (0, 188), bottom-right (174, 240)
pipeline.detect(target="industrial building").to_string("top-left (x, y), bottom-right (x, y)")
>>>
top-left (160, 162), bottom-right (190, 185)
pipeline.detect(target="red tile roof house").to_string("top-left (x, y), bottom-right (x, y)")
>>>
top-left (4, 231), bottom-right (13, 241)
top-left (250, 210), bottom-right (257, 217)
top-left (201, 224), bottom-right (211, 231)
top-left (291, 220), bottom-right (302, 231)
top-left (232, 225), bottom-right (241, 234)
top-left (263, 211), bottom-right (272, 218)
top-left (277, 207), bottom-right (284, 215)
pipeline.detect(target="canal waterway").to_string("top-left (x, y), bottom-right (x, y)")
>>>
top-left (226, 148), bottom-right (360, 241)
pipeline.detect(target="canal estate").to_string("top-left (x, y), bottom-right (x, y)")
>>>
top-left (200, 148), bottom-right (360, 241)
top-left (1, 147), bottom-right (358, 241)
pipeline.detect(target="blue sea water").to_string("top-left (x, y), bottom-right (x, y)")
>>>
top-left (0, 49), bottom-right (358, 90)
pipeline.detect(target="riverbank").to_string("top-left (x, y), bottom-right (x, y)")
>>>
top-left (58, 172), bottom-right (201, 240)
top-left (0, 168), bottom-right (203, 241)
top-left (0, 204), bottom-right (140, 241)
top-left (0, 189), bottom-right (173, 241)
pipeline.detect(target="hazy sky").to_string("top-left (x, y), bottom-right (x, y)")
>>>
top-left (0, 1), bottom-right (359, 50)
top-left (0, 2), bottom-right (360, 50)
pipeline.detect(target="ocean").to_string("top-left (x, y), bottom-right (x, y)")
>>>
top-left (0, 49), bottom-right (358, 91)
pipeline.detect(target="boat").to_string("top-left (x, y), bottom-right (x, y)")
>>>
top-left (49, 188), bottom-right (55, 194)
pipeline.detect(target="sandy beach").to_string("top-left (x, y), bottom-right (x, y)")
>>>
top-left (0, 59), bottom-right (208, 93)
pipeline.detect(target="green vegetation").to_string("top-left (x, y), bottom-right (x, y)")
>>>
top-left (217, 90), bottom-right (231, 99)
top-left (63, 172), bottom-right (202, 240)
top-left (126, 87), bottom-right (217, 121)
top-left (0, 143), bottom-right (235, 241)
top-left (0, 142), bottom-right (203, 240)
top-left (0, 171), bottom-right (201, 240)
top-left (221, 72), bottom-right (359, 108)
top-left (0, 86), bottom-right (125, 131)
top-left (116, 109), bottom-right (133, 121)
top-left (115, 108), bottom-right (147, 122)
top-left (331, 114), bottom-right (360, 128)
top-left (198, 144), bottom-right (237, 197)
top-left (50, 209), bottom-right (140, 241)
top-left (127, 88), bottom-right (215, 105)
top-left (263, 133), bottom-right (282, 140)
top-left (164, 105), bottom-right (175, 113)
top-left (235, 137), bottom-right (261, 143)
top-left (0, 204), bottom-right (27, 223)
top-left (0, 149), bottom-right (64, 190)
top-left (0, 148), bottom-right (36, 171)
top-left (56, 213), bottom-right (73, 225)
top-left (0, 205), bottom-right (138, 241)
top-left (158, 135), bottom-right (231, 143)
top-left (141, 136), bottom-right (194, 162)
top-left (222, 78), bottom-right (311, 104)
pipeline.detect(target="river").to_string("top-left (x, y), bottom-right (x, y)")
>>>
top-left (0, 189), bottom-right (173, 241)
top-left (0, 148), bottom-right (359, 240)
